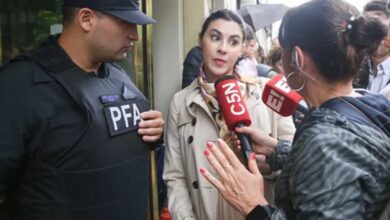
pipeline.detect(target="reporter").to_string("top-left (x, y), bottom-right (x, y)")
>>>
top-left (201, 0), bottom-right (390, 219)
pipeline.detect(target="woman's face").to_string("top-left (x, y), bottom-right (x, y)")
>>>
top-left (200, 19), bottom-right (243, 82)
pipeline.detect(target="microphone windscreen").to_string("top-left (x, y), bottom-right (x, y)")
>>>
top-left (215, 75), bottom-right (252, 131)
top-left (257, 64), bottom-right (279, 78)
top-left (262, 74), bottom-right (303, 116)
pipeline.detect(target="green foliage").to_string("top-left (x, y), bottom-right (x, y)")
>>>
top-left (33, 10), bottom-right (62, 46)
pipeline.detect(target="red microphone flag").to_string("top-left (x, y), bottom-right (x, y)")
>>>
top-left (262, 74), bottom-right (303, 116)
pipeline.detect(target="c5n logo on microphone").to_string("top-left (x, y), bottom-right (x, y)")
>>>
top-left (222, 83), bottom-right (245, 116)
top-left (266, 77), bottom-right (290, 112)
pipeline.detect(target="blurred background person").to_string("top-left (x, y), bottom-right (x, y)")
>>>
top-left (181, 46), bottom-right (203, 88)
top-left (163, 9), bottom-right (295, 220)
top-left (256, 45), bottom-right (266, 64)
top-left (265, 46), bottom-right (285, 75)
top-left (201, 0), bottom-right (390, 219)
top-left (354, 0), bottom-right (390, 93)
top-left (236, 23), bottom-right (261, 77)
top-left (242, 23), bottom-right (260, 63)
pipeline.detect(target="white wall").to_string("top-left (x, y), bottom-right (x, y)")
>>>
top-left (214, 0), bottom-right (237, 10)
top-left (153, 0), bottom-right (184, 120)
top-left (183, 1), bottom-right (207, 55)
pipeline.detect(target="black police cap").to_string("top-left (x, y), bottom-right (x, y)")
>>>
top-left (63, 0), bottom-right (156, 25)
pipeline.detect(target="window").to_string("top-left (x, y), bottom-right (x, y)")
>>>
top-left (0, 0), bottom-right (137, 82)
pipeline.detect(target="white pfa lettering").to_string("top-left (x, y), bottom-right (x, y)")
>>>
top-left (132, 104), bottom-right (141, 126)
top-left (266, 89), bottom-right (285, 112)
top-left (109, 107), bottom-right (122, 131)
top-left (109, 103), bottom-right (142, 131)
top-left (230, 103), bottom-right (245, 115)
top-left (275, 78), bottom-right (291, 93)
top-left (121, 104), bottom-right (132, 128)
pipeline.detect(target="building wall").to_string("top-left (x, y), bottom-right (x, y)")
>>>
top-left (153, 0), bottom-right (208, 121)
top-left (183, 1), bottom-right (207, 55)
top-left (152, 0), bottom-right (183, 121)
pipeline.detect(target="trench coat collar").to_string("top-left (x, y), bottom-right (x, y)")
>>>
top-left (184, 78), bottom-right (263, 119)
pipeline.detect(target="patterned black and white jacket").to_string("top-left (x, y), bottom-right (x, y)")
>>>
top-left (260, 94), bottom-right (390, 220)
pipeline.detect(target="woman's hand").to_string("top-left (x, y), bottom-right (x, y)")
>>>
top-left (234, 126), bottom-right (278, 156)
top-left (200, 139), bottom-right (268, 216)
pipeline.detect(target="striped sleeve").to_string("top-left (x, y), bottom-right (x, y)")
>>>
top-left (266, 140), bottom-right (292, 171)
top-left (287, 133), bottom-right (367, 220)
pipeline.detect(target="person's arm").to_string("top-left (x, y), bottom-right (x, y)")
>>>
top-left (163, 98), bottom-right (195, 220)
top-left (267, 112), bottom-right (295, 172)
top-left (246, 132), bottom-right (370, 220)
top-left (234, 126), bottom-right (292, 172)
top-left (286, 133), bottom-right (367, 220)
top-left (201, 133), bottom-right (368, 220)
top-left (201, 139), bottom-right (268, 216)
top-left (200, 139), bottom-right (289, 220)
top-left (265, 140), bottom-right (291, 172)
top-left (0, 65), bottom-right (29, 219)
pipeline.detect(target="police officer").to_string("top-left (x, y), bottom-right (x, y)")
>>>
top-left (0, 0), bottom-right (164, 219)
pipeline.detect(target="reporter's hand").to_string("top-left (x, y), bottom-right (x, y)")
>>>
top-left (200, 139), bottom-right (268, 216)
top-left (255, 154), bottom-right (273, 175)
top-left (234, 126), bottom-right (277, 156)
top-left (138, 110), bottom-right (164, 142)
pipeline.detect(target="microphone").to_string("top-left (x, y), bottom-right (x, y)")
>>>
top-left (215, 75), bottom-right (253, 164)
top-left (262, 74), bottom-right (305, 116)
top-left (257, 64), bottom-right (279, 78)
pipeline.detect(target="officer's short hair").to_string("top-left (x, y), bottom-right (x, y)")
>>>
top-left (62, 6), bottom-right (79, 25)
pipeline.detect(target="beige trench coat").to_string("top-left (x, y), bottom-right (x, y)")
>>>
top-left (163, 78), bottom-right (295, 220)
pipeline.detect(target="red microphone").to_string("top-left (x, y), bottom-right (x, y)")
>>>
top-left (262, 74), bottom-right (304, 116)
top-left (215, 75), bottom-right (253, 164)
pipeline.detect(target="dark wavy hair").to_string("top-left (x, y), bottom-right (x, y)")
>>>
top-left (199, 9), bottom-right (246, 42)
top-left (278, 0), bottom-right (387, 82)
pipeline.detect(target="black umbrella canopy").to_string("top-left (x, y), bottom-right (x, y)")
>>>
top-left (238, 4), bottom-right (289, 31)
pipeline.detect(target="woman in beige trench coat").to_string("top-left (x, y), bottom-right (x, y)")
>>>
top-left (163, 9), bottom-right (295, 220)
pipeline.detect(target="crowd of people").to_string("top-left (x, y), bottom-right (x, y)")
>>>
top-left (0, 0), bottom-right (389, 220)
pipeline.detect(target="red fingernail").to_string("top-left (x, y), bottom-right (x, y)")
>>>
top-left (204, 149), bottom-right (210, 156)
top-left (250, 153), bottom-right (256, 160)
top-left (207, 142), bottom-right (213, 149)
top-left (200, 168), bottom-right (206, 174)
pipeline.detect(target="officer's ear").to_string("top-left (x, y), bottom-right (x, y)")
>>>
top-left (384, 36), bottom-right (390, 49)
top-left (77, 8), bottom-right (96, 32)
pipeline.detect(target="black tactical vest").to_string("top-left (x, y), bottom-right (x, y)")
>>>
top-left (8, 36), bottom-right (151, 220)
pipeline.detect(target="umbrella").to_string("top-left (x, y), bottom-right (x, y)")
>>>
top-left (238, 4), bottom-right (289, 31)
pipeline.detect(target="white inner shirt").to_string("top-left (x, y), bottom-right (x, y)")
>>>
top-left (368, 57), bottom-right (390, 94)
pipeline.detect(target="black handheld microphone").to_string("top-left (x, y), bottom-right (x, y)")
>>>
top-left (257, 64), bottom-right (279, 78)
